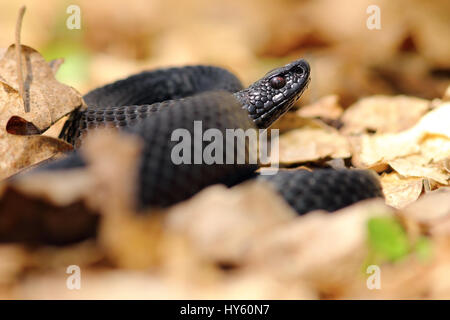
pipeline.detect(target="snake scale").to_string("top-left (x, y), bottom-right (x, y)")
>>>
top-left (38, 58), bottom-right (383, 215)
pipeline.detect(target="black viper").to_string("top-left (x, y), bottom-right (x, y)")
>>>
top-left (39, 58), bottom-right (383, 215)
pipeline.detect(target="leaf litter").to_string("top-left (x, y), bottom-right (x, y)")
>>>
top-left (0, 44), bottom-right (83, 179)
top-left (0, 4), bottom-right (449, 300)
top-left (1, 93), bottom-right (449, 298)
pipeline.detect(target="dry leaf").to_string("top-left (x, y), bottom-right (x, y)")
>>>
top-left (0, 45), bottom-right (83, 129)
top-left (0, 245), bottom-right (29, 286)
top-left (341, 95), bottom-right (430, 135)
top-left (81, 129), bottom-right (143, 214)
top-left (0, 129), bottom-right (144, 244)
top-left (270, 112), bottom-right (323, 133)
top-left (275, 124), bottom-right (351, 165)
top-left (355, 103), bottom-right (450, 168)
top-left (246, 199), bottom-right (393, 296)
top-left (297, 95), bottom-right (343, 120)
top-left (0, 134), bottom-right (73, 180)
top-left (388, 155), bottom-right (449, 185)
top-left (0, 45), bottom-right (84, 178)
top-left (166, 180), bottom-right (296, 264)
top-left (402, 188), bottom-right (450, 235)
top-left (443, 85), bottom-right (450, 101)
top-left (380, 172), bottom-right (424, 209)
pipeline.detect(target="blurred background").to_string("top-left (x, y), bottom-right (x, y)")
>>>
top-left (0, 0), bottom-right (449, 300)
top-left (0, 0), bottom-right (449, 106)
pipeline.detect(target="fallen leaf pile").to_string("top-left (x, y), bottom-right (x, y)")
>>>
top-left (0, 44), bottom-right (83, 179)
top-left (0, 86), bottom-right (448, 299)
top-left (0, 1), bottom-right (449, 300)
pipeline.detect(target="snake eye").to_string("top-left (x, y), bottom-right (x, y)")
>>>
top-left (269, 76), bottom-right (286, 89)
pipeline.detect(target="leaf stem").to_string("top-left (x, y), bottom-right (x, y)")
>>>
top-left (15, 5), bottom-right (27, 112)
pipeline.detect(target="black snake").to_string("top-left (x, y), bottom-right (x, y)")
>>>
top-left (37, 58), bottom-right (383, 215)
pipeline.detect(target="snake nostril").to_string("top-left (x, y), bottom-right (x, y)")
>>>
top-left (295, 66), bottom-right (305, 76)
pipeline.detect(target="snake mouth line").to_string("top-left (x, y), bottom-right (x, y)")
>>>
top-left (254, 75), bottom-right (311, 127)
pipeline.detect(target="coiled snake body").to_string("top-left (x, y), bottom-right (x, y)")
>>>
top-left (41, 59), bottom-right (383, 215)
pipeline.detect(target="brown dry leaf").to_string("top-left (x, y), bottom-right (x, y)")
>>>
top-left (344, 254), bottom-right (433, 299)
top-left (98, 211), bottom-right (169, 270)
top-left (77, 129), bottom-right (164, 269)
top-left (380, 172), bottom-right (424, 209)
top-left (0, 134), bottom-right (73, 179)
top-left (4, 168), bottom-right (94, 207)
top-left (81, 129), bottom-right (143, 214)
top-left (426, 238), bottom-right (450, 299)
top-left (401, 188), bottom-right (450, 235)
top-left (11, 267), bottom-right (314, 300)
top-left (0, 45), bottom-right (84, 178)
top-left (274, 123), bottom-right (351, 165)
top-left (28, 240), bottom-right (104, 270)
top-left (388, 155), bottom-right (449, 185)
top-left (0, 245), bottom-right (29, 286)
top-left (245, 199), bottom-right (393, 297)
top-left (270, 112), bottom-right (323, 133)
top-left (79, 130), bottom-right (183, 270)
top-left (0, 45), bottom-right (83, 129)
top-left (341, 95), bottom-right (430, 135)
top-left (420, 137), bottom-right (450, 164)
top-left (355, 103), bottom-right (450, 169)
top-left (0, 169), bottom-right (99, 244)
top-left (165, 180), bottom-right (296, 265)
top-left (12, 271), bottom-right (188, 300)
top-left (0, 129), bottom-right (145, 244)
top-left (48, 58), bottom-right (64, 76)
top-left (444, 85), bottom-right (450, 101)
top-left (297, 95), bottom-right (343, 120)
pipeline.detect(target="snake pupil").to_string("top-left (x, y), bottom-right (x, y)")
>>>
top-left (269, 76), bottom-right (286, 89)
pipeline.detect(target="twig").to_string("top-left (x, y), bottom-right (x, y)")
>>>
top-left (15, 6), bottom-right (27, 112)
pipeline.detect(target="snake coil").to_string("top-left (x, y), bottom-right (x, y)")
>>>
top-left (38, 59), bottom-right (383, 215)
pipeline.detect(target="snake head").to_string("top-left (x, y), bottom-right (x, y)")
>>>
top-left (235, 58), bottom-right (310, 129)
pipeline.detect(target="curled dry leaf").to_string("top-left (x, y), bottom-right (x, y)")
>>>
top-left (0, 45), bottom-right (84, 178)
top-left (388, 155), bottom-right (449, 185)
top-left (48, 58), bottom-right (64, 76)
top-left (0, 45), bottom-right (83, 129)
top-left (274, 122), bottom-right (351, 165)
top-left (297, 94), bottom-right (343, 121)
top-left (0, 134), bottom-right (73, 180)
top-left (380, 172), bottom-right (424, 209)
top-left (354, 103), bottom-right (450, 172)
top-left (341, 95), bottom-right (430, 135)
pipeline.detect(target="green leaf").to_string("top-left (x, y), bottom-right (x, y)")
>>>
top-left (367, 217), bottom-right (410, 262)
top-left (41, 42), bottom-right (90, 87)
